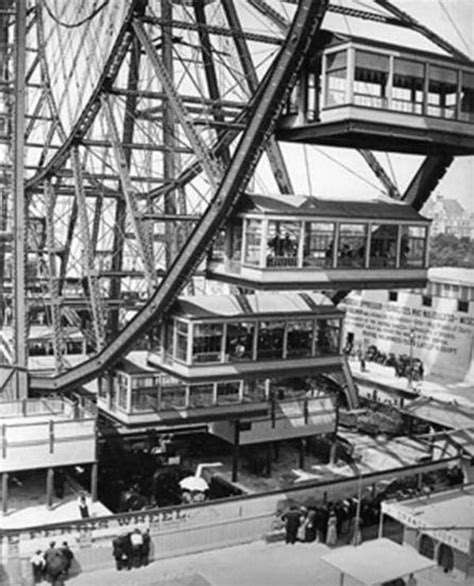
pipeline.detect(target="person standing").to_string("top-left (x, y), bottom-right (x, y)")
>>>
top-left (30, 550), bottom-right (45, 583)
top-left (78, 493), bottom-right (90, 518)
top-left (304, 507), bottom-right (317, 543)
top-left (130, 529), bottom-right (144, 567)
top-left (281, 505), bottom-right (301, 545)
top-left (60, 542), bottom-right (74, 577)
top-left (326, 510), bottom-right (338, 546)
top-left (141, 528), bottom-right (151, 566)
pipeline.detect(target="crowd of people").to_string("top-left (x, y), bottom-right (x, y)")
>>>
top-left (112, 528), bottom-right (151, 571)
top-left (281, 499), bottom-right (364, 547)
top-left (30, 541), bottom-right (74, 585)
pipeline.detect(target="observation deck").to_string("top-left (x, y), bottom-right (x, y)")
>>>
top-left (207, 194), bottom-right (430, 291)
top-left (276, 33), bottom-right (474, 155)
top-left (0, 397), bottom-right (97, 474)
top-left (98, 292), bottom-right (358, 429)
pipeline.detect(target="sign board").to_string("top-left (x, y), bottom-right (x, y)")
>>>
top-left (381, 501), bottom-right (471, 554)
top-left (340, 291), bottom-right (474, 382)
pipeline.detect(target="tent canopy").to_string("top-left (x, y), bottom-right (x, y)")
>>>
top-left (321, 538), bottom-right (435, 585)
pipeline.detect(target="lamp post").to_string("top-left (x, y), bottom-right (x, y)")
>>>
top-left (407, 328), bottom-right (415, 390)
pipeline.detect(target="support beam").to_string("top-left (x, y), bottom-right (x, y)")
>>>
top-left (1, 472), bottom-right (8, 514)
top-left (374, 0), bottom-right (472, 63)
top-left (232, 420), bottom-right (240, 482)
top-left (298, 438), bottom-right (306, 470)
top-left (12, 0), bottom-right (28, 399)
top-left (46, 468), bottom-right (54, 509)
top-left (71, 146), bottom-right (106, 349)
top-left (403, 154), bottom-right (454, 211)
top-left (91, 462), bottom-right (98, 502)
top-left (101, 94), bottom-right (157, 291)
top-left (222, 0), bottom-right (293, 194)
top-left (161, 0), bottom-right (179, 268)
top-left (133, 18), bottom-right (222, 189)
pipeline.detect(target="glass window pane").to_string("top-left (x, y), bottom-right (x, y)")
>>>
top-left (266, 221), bottom-right (300, 268)
top-left (216, 381), bottom-right (241, 405)
top-left (369, 224), bottom-right (398, 268)
top-left (160, 386), bottom-right (186, 409)
top-left (188, 384), bottom-right (214, 408)
top-left (326, 68), bottom-right (347, 107)
top-left (230, 221), bottom-right (243, 262)
top-left (392, 59), bottom-right (424, 114)
top-left (326, 50), bottom-right (347, 72)
top-left (243, 219), bottom-right (262, 266)
top-left (354, 51), bottom-right (389, 108)
top-left (400, 225), bottom-right (427, 268)
top-left (257, 321), bottom-right (285, 360)
top-left (286, 320), bottom-right (314, 358)
top-left (243, 379), bottom-right (267, 402)
top-left (270, 376), bottom-right (308, 401)
top-left (338, 224), bottom-right (367, 267)
top-left (192, 323), bottom-right (223, 364)
top-left (428, 67), bottom-right (457, 119)
top-left (303, 222), bottom-right (335, 267)
top-left (175, 320), bottom-right (188, 362)
top-left (131, 389), bottom-right (157, 412)
top-left (460, 72), bottom-right (474, 122)
top-left (315, 319), bottom-right (341, 355)
top-left (226, 322), bottom-right (255, 362)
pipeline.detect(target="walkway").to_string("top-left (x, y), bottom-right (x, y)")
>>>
top-left (67, 539), bottom-right (473, 586)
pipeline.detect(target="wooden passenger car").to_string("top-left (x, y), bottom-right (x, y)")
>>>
top-left (207, 194), bottom-right (430, 290)
top-left (277, 32), bottom-right (474, 155)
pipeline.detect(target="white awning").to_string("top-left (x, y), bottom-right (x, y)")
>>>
top-left (321, 538), bottom-right (435, 585)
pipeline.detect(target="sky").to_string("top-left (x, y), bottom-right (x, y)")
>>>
top-left (271, 0), bottom-right (474, 214)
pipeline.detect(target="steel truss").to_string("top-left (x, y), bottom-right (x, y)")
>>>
top-left (0, 1), bottom-right (469, 396)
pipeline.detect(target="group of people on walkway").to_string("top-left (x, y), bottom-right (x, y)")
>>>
top-left (282, 500), bottom-right (363, 547)
top-left (30, 541), bottom-right (74, 585)
top-left (112, 528), bottom-right (151, 571)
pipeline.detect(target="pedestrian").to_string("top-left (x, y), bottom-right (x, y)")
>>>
top-left (129, 528), bottom-right (144, 567)
top-left (297, 507), bottom-right (308, 542)
top-left (281, 505), bottom-right (301, 545)
top-left (43, 541), bottom-right (57, 567)
top-left (78, 493), bottom-right (90, 518)
top-left (60, 542), bottom-right (74, 577)
top-left (112, 535), bottom-right (129, 571)
top-left (406, 573), bottom-right (418, 586)
top-left (141, 528), bottom-right (151, 566)
top-left (349, 516), bottom-right (363, 546)
top-left (326, 510), bottom-right (338, 546)
top-left (30, 550), bottom-right (45, 583)
top-left (304, 507), bottom-right (317, 543)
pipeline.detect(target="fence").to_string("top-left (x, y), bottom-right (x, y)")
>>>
top-left (0, 453), bottom-right (460, 585)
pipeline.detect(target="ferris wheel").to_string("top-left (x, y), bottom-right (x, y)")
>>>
top-left (0, 0), bottom-right (472, 397)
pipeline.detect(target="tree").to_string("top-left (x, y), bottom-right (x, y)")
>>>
top-left (428, 234), bottom-right (474, 268)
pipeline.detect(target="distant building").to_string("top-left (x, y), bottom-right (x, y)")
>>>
top-left (422, 194), bottom-right (473, 238)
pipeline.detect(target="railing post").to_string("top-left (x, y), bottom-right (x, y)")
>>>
top-left (46, 468), bottom-right (54, 509)
top-left (1, 423), bottom-right (6, 459)
top-left (91, 462), bottom-right (98, 502)
top-left (2, 472), bottom-right (8, 514)
top-left (49, 420), bottom-right (54, 454)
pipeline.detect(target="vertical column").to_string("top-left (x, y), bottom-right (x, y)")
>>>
top-left (2, 472), bottom-right (8, 514)
top-left (265, 443), bottom-right (272, 477)
top-left (298, 438), bottom-right (306, 470)
top-left (232, 420), bottom-right (240, 483)
top-left (12, 0), bottom-right (28, 399)
top-left (46, 468), bottom-right (54, 509)
top-left (91, 462), bottom-right (98, 503)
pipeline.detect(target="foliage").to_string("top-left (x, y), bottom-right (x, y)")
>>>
top-left (428, 234), bottom-right (474, 268)
top-left (355, 403), bottom-right (403, 436)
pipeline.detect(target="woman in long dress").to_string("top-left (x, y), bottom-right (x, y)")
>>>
top-left (326, 511), bottom-right (338, 546)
